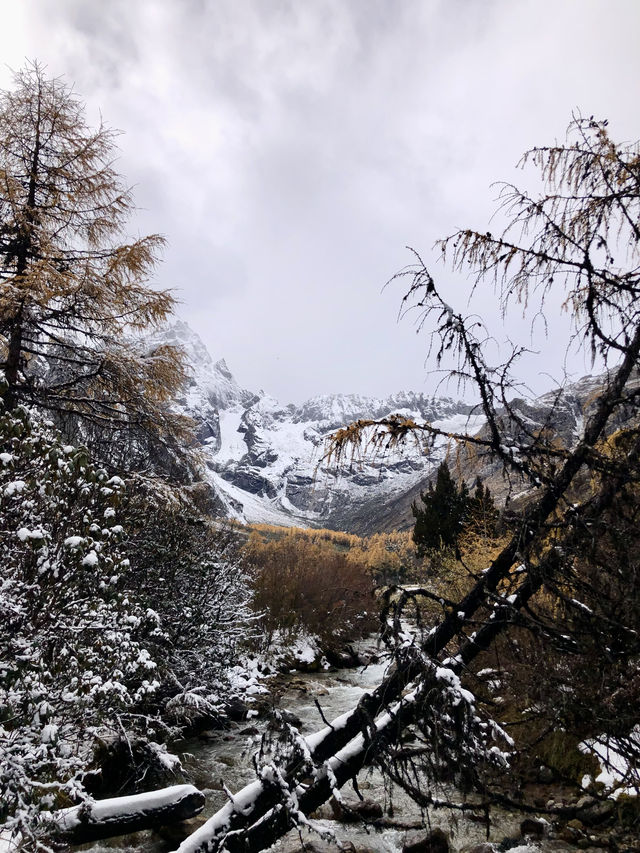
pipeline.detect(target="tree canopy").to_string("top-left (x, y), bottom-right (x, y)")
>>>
top-left (0, 62), bottom-right (192, 466)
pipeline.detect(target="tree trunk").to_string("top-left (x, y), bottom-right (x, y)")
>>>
top-left (49, 784), bottom-right (205, 845)
top-left (3, 80), bottom-right (40, 410)
top-left (4, 304), bottom-right (24, 409)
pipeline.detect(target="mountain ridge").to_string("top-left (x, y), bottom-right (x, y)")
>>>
top-left (157, 321), bottom-right (607, 534)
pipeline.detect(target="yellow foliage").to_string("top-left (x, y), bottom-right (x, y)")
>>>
top-left (244, 524), bottom-right (419, 582)
top-left (0, 62), bottom-right (194, 460)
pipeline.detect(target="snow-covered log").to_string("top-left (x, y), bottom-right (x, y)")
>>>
top-left (174, 690), bottom-right (418, 853)
top-left (50, 784), bottom-right (205, 844)
top-left (167, 538), bottom-right (553, 853)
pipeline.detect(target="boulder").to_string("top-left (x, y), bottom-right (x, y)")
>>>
top-left (329, 797), bottom-right (384, 823)
top-left (223, 697), bottom-right (249, 722)
top-left (280, 709), bottom-right (303, 729)
top-left (497, 836), bottom-right (524, 851)
top-left (402, 827), bottom-right (450, 853)
top-left (520, 817), bottom-right (547, 839)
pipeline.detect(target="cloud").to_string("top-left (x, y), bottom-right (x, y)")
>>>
top-left (2, 0), bottom-right (640, 402)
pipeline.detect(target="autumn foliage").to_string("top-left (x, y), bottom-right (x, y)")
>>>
top-left (244, 526), bottom-right (378, 648)
top-left (0, 62), bottom-right (193, 469)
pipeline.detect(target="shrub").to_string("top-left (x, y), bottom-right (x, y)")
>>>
top-left (245, 531), bottom-right (376, 649)
top-left (122, 483), bottom-right (255, 723)
top-left (0, 407), bottom-right (160, 840)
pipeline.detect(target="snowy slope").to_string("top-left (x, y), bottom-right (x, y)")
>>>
top-left (145, 322), bottom-right (487, 531)
top-left (144, 320), bottom-right (255, 446)
top-left (153, 322), bottom-right (607, 533)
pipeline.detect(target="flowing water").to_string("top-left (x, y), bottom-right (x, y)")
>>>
top-left (82, 643), bottom-right (578, 853)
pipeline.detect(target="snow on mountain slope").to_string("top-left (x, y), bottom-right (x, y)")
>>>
top-left (207, 470), bottom-right (311, 528)
top-left (144, 320), bottom-right (255, 446)
top-left (217, 409), bottom-right (248, 462)
top-left (145, 322), bottom-right (487, 530)
top-left (153, 322), bottom-right (612, 533)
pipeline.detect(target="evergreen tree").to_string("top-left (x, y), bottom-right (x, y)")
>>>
top-left (467, 476), bottom-right (499, 537)
top-left (0, 63), bottom-right (192, 465)
top-left (0, 405), bottom-right (161, 840)
top-left (411, 461), bottom-right (469, 555)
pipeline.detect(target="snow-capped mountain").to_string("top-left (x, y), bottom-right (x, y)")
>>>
top-left (144, 320), bottom-right (255, 444)
top-left (207, 391), bottom-right (485, 531)
top-left (159, 322), bottom-right (618, 533)
top-left (152, 322), bottom-right (483, 531)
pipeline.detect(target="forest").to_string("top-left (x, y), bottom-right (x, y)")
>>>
top-left (1, 62), bottom-right (639, 853)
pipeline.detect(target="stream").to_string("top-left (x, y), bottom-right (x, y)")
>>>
top-left (180, 648), bottom-right (534, 853)
top-left (82, 642), bottom-right (581, 853)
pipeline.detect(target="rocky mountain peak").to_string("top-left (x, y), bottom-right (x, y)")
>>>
top-left (157, 320), bottom-right (608, 535)
top-left (213, 358), bottom-right (234, 381)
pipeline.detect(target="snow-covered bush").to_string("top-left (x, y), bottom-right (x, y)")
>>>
top-left (121, 482), bottom-right (256, 724)
top-left (0, 407), bottom-right (161, 841)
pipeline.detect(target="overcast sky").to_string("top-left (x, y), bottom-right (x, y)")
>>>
top-left (3, 1), bottom-right (640, 403)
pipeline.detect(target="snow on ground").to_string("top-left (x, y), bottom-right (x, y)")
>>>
top-left (431, 412), bottom-right (485, 435)
top-left (286, 632), bottom-right (325, 667)
top-left (0, 830), bottom-right (19, 853)
top-left (253, 421), bottom-right (320, 478)
top-left (581, 730), bottom-right (640, 797)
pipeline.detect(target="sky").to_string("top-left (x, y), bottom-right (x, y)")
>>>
top-left (2, 0), bottom-right (640, 404)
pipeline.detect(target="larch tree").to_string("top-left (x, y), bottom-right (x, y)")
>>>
top-left (167, 117), bottom-right (640, 853)
top-left (0, 62), bottom-right (192, 465)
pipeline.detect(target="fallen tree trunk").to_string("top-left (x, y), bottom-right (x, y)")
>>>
top-left (50, 784), bottom-right (205, 845)
top-left (168, 547), bottom-right (558, 853)
top-left (172, 566), bottom-right (550, 853)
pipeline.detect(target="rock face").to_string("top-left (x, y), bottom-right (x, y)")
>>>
top-left (155, 322), bottom-right (484, 532)
top-left (155, 321), bottom-right (628, 534)
top-left (143, 320), bottom-right (255, 447)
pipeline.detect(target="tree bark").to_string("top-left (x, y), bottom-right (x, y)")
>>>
top-left (3, 80), bottom-right (40, 410)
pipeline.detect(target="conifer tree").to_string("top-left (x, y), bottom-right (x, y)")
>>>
top-left (411, 460), bottom-right (469, 554)
top-left (0, 62), bottom-right (192, 464)
top-left (467, 476), bottom-right (498, 537)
